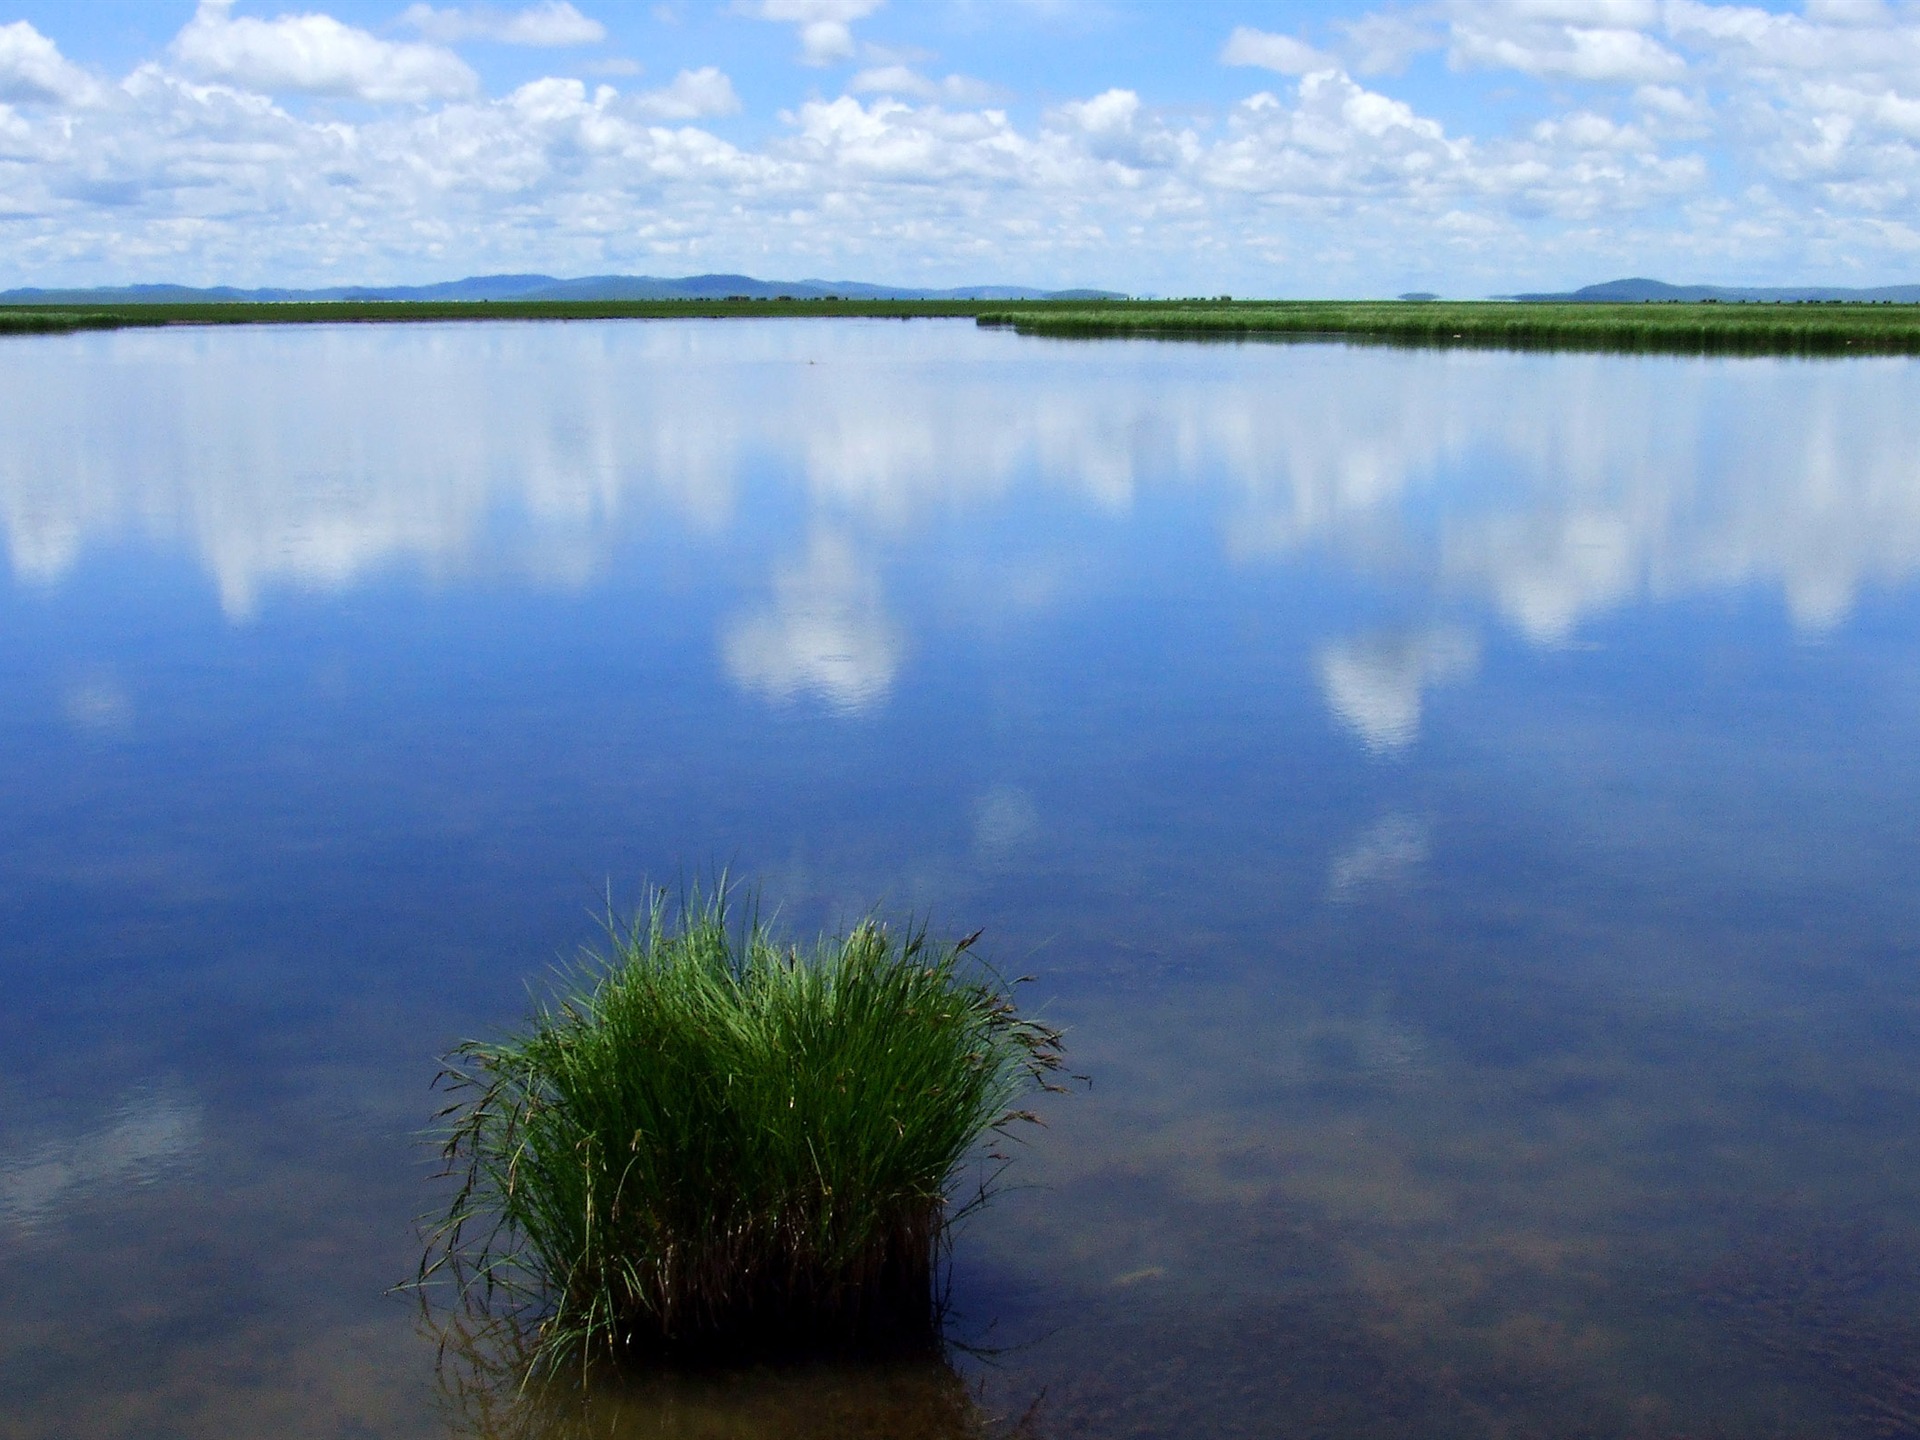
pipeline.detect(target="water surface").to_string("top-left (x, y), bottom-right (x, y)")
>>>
top-left (3, 319), bottom-right (1919, 1438)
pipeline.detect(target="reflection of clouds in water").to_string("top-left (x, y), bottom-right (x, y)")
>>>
top-left (0, 325), bottom-right (748, 619)
top-left (1316, 626), bottom-right (1478, 753)
top-left (1220, 355), bottom-right (1920, 645)
top-left (973, 784), bottom-right (1040, 860)
top-left (1328, 813), bottom-right (1429, 903)
top-left (8, 329), bottom-right (1920, 694)
top-left (721, 532), bottom-right (904, 714)
top-left (62, 669), bottom-right (133, 733)
top-left (1262, 1011), bottom-right (1430, 1086)
top-left (0, 1088), bottom-right (202, 1232)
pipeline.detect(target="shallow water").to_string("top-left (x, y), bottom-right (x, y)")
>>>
top-left (4, 319), bottom-right (1920, 1438)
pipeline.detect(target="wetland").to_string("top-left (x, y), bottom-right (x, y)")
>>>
top-left (2, 318), bottom-right (1919, 1438)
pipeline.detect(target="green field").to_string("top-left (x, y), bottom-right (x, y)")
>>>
top-left (5, 296), bottom-right (1920, 355)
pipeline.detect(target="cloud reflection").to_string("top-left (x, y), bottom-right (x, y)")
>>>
top-left (62, 668), bottom-right (134, 733)
top-left (0, 1087), bottom-right (202, 1232)
top-left (721, 530), bottom-right (904, 714)
top-left (5, 328), bottom-right (1920, 729)
top-left (973, 783), bottom-right (1041, 860)
top-left (1316, 626), bottom-right (1478, 753)
top-left (1328, 813), bottom-right (1430, 902)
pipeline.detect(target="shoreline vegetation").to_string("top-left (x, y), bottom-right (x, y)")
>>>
top-left (5, 296), bottom-right (1920, 355)
top-left (418, 890), bottom-right (1066, 1376)
top-left (974, 299), bottom-right (1920, 355)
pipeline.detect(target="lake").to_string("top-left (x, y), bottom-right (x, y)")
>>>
top-left (3, 318), bottom-right (1919, 1439)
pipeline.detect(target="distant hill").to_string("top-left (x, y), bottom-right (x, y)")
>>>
top-left (1513, 276), bottom-right (1920, 303)
top-left (0, 272), bottom-right (1125, 305)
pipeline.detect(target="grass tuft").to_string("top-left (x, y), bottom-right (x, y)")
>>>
top-left (419, 887), bottom-right (1067, 1373)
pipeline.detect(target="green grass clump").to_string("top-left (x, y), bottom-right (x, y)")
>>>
top-left (421, 891), bottom-right (1066, 1371)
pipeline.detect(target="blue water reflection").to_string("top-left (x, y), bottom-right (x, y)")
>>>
top-left (2, 319), bottom-right (1918, 1437)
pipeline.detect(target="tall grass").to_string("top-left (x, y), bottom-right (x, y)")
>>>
top-left (420, 890), bottom-right (1066, 1373)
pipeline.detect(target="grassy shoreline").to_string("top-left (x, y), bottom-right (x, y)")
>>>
top-left (975, 299), bottom-right (1920, 355)
top-left (0, 297), bottom-right (988, 333)
top-left (5, 296), bottom-right (1920, 355)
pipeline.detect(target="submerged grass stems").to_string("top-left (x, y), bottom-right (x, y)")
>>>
top-left (420, 889), bottom-right (1067, 1375)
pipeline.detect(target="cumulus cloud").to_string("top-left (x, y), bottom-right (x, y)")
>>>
top-left (397, 2), bottom-right (608, 47)
top-left (1206, 73), bottom-right (1461, 200)
top-left (0, 20), bottom-right (98, 105)
top-left (749, 0), bottom-right (885, 65)
top-left (171, 0), bottom-right (478, 102)
top-left (1333, 10), bottom-right (1447, 74)
top-left (1665, 0), bottom-right (1920, 75)
top-left (1221, 26), bottom-right (1338, 75)
top-left (1050, 88), bottom-right (1195, 170)
top-left (848, 65), bottom-right (1000, 105)
top-left (5, 0), bottom-right (1920, 294)
top-left (633, 66), bottom-right (741, 120)
top-left (1450, 2), bottom-right (1686, 84)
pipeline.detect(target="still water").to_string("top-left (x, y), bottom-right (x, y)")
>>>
top-left (3, 319), bottom-right (1919, 1438)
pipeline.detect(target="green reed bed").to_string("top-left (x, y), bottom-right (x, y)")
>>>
top-left (975, 300), bottom-right (1920, 355)
top-left (421, 892), bottom-right (1066, 1373)
top-left (0, 309), bottom-right (129, 334)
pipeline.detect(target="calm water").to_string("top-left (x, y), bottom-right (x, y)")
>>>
top-left (4, 319), bottom-right (1920, 1439)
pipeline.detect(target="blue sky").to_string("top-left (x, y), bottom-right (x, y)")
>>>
top-left (2, 0), bottom-right (1917, 295)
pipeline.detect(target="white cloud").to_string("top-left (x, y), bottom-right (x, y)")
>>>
top-left (848, 65), bottom-right (1000, 104)
top-left (1221, 26), bottom-right (1337, 75)
top-left (782, 93), bottom-right (1037, 182)
top-left (397, 2), bottom-right (608, 47)
top-left (0, 20), bottom-right (98, 106)
top-left (5, 0), bottom-right (1920, 295)
top-left (1049, 87), bottom-right (1195, 169)
top-left (1804, 0), bottom-right (1889, 22)
top-left (634, 66), bottom-right (741, 120)
top-left (750, 0), bottom-right (886, 65)
top-left (1451, 19), bottom-right (1686, 82)
top-left (1664, 0), bottom-right (1920, 74)
top-left (1501, 0), bottom-right (1658, 23)
top-left (171, 0), bottom-right (478, 102)
top-left (1206, 73), bottom-right (1461, 200)
top-left (1633, 83), bottom-right (1708, 121)
top-left (1334, 11), bottom-right (1447, 74)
